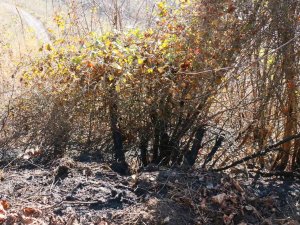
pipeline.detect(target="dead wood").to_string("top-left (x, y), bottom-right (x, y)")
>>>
top-left (214, 133), bottom-right (300, 171)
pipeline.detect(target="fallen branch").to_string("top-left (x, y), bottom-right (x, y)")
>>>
top-left (41, 200), bottom-right (101, 210)
top-left (250, 170), bottom-right (300, 179)
top-left (213, 133), bottom-right (300, 171)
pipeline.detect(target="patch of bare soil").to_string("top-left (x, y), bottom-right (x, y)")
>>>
top-left (0, 157), bottom-right (299, 224)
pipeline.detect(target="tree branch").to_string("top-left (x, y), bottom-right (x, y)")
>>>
top-left (213, 133), bottom-right (300, 171)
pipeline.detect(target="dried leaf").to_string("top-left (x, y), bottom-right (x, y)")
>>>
top-left (211, 193), bottom-right (227, 205)
top-left (131, 174), bottom-right (138, 181)
top-left (157, 66), bottom-right (165, 74)
top-left (185, 93), bottom-right (192, 100)
top-left (22, 207), bottom-right (41, 217)
top-left (0, 200), bottom-right (10, 210)
top-left (162, 216), bottom-right (170, 224)
top-left (87, 61), bottom-right (94, 68)
top-left (229, 194), bottom-right (238, 204)
top-left (223, 213), bottom-right (235, 225)
top-left (0, 170), bottom-right (4, 181)
top-left (244, 205), bottom-right (254, 211)
top-left (232, 179), bottom-right (244, 192)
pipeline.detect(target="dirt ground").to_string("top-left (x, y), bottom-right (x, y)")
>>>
top-left (0, 155), bottom-right (299, 225)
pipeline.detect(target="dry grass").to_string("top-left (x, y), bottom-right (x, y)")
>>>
top-left (0, 0), bottom-right (53, 109)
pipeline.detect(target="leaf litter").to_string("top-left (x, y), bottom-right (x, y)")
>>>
top-left (0, 157), bottom-right (299, 224)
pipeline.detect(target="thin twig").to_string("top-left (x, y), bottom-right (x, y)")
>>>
top-left (213, 133), bottom-right (300, 171)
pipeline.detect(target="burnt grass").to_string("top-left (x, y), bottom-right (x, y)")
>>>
top-left (0, 155), bottom-right (299, 225)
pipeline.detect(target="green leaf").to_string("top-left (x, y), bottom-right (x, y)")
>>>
top-left (72, 56), bottom-right (83, 65)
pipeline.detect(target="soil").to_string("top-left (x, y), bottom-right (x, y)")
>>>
top-left (0, 156), bottom-right (299, 225)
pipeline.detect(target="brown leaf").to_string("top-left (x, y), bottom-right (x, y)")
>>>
top-left (287, 80), bottom-right (296, 89)
top-left (229, 194), bottom-right (238, 204)
top-left (211, 193), bottom-right (227, 205)
top-left (223, 213), bottom-right (235, 225)
top-left (22, 207), bottom-right (41, 217)
top-left (0, 200), bottom-right (10, 210)
top-left (180, 61), bottom-right (191, 71)
top-left (232, 179), bottom-right (244, 193)
top-left (227, 4), bottom-right (236, 13)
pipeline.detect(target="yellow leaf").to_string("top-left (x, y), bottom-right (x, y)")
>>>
top-left (147, 68), bottom-right (154, 74)
top-left (46, 43), bottom-right (52, 51)
top-left (159, 40), bottom-right (169, 50)
top-left (138, 58), bottom-right (144, 65)
top-left (108, 74), bottom-right (115, 81)
top-left (105, 40), bottom-right (111, 47)
top-left (116, 84), bottom-right (121, 92)
top-left (157, 1), bottom-right (166, 10)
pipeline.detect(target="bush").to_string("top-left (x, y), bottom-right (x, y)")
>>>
top-left (3, 0), bottom-right (252, 169)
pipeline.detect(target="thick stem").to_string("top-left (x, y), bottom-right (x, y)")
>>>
top-left (184, 126), bottom-right (206, 166)
top-left (109, 86), bottom-right (125, 163)
top-left (140, 134), bottom-right (149, 166)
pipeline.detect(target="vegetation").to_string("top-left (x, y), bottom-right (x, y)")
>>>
top-left (0, 0), bottom-right (299, 223)
top-left (3, 0), bottom-right (299, 172)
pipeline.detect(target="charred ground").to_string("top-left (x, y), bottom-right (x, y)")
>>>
top-left (0, 154), bottom-right (299, 225)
